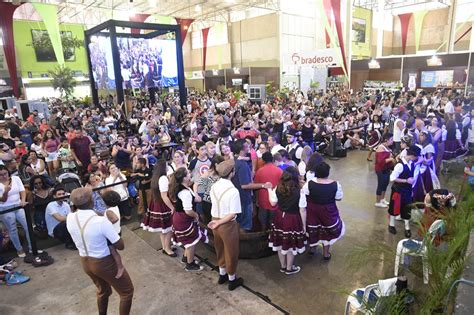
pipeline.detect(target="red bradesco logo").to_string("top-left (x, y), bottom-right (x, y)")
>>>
top-left (292, 52), bottom-right (333, 65)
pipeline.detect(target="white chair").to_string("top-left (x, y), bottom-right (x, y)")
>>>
top-left (394, 219), bottom-right (446, 284)
top-left (344, 277), bottom-right (398, 314)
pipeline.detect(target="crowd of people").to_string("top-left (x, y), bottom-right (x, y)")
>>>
top-left (0, 85), bottom-right (473, 313)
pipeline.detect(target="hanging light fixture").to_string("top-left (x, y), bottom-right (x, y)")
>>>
top-left (368, 59), bottom-right (380, 69)
top-left (427, 55), bottom-right (442, 66)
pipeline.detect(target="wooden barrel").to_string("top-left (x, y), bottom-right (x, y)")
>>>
top-left (201, 223), bottom-right (274, 259)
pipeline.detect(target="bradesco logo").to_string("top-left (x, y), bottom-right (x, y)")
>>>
top-left (291, 53), bottom-right (333, 65)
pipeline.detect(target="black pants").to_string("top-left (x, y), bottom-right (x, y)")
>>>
top-left (117, 199), bottom-right (131, 217)
top-left (53, 221), bottom-right (74, 245)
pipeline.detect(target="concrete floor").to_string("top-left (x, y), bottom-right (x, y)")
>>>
top-left (1, 150), bottom-right (457, 314)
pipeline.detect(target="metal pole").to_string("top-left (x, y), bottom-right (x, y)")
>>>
top-left (400, 56), bottom-right (404, 87)
top-left (24, 204), bottom-right (38, 256)
top-left (465, 52), bottom-right (472, 97)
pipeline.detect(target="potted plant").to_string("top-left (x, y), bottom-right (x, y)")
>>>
top-left (48, 66), bottom-right (76, 98)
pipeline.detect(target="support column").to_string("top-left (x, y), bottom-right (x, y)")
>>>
top-left (345, 0), bottom-right (352, 87)
top-left (376, 0), bottom-right (384, 58)
top-left (447, 0), bottom-right (458, 53)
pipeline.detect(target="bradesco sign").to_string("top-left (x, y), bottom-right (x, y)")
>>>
top-left (287, 49), bottom-right (338, 67)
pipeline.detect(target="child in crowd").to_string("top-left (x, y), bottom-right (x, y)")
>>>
top-left (57, 137), bottom-right (76, 169)
top-left (101, 190), bottom-right (124, 279)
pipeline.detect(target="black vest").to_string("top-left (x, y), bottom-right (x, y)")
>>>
top-left (392, 161), bottom-right (414, 193)
top-left (287, 143), bottom-right (302, 164)
top-left (174, 185), bottom-right (194, 213)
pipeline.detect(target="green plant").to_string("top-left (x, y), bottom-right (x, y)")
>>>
top-left (48, 65), bottom-right (76, 98)
top-left (30, 31), bottom-right (83, 60)
top-left (343, 185), bottom-right (474, 314)
top-left (233, 90), bottom-right (242, 100)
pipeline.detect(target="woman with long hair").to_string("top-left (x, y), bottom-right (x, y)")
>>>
top-left (301, 162), bottom-right (344, 259)
top-left (41, 129), bottom-right (60, 176)
top-left (268, 166), bottom-right (306, 275)
top-left (142, 159), bottom-right (176, 256)
top-left (298, 146), bottom-right (313, 177)
top-left (374, 133), bottom-right (395, 208)
top-left (367, 115), bottom-right (384, 161)
top-left (169, 167), bottom-right (208, 271)
top-left (413, 130), bottom-right (440, 204)
top-left (0, 165), bottom-right (32, 257)
top-left (167, 150), bottom-right (187, 175)
top-left (305, 152), bottom-right (324, 182)
top-left (443, 119), bottom-right (467, 160)
top-left (105, 163), bottom-right (131, 220)
top-left (27, 175), bottom-right (53, 236)
top-left (83, 172), bottom-right (107, 215)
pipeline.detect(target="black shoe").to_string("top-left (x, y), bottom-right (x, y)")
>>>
top-left (388, 226), bottom-right (397, 234)
top-left (228, 277), bottom-right (244, 291)
top-left (285, 265), bottom-right (301, 275)
top-left (218, 274), bottom-right (228, 284)
top-left (185, 262), bottom-right (203, 272)
top-left (323, 253), bottom-right (332, 262)
top-left (65, 243), bottom-right (77, 250)
top-left (404, 229), bottom-right (411, 238)
top-left (162, 249), bottom-right (177, 257)
top-left (280, 267), bottom-right (287, 273)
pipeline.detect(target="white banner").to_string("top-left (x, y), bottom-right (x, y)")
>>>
top-left (285, 49), bottom-right (338, 68)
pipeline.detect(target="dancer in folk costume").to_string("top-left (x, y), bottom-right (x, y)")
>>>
top-left (301, 162), bottom-right (344, 260)
top-left (268, 166), bottom-right (307, 275)
top-left (141, 159), bottom-right (176, 257)
top-left (169, 167), bottom-right (208, 271)
top-left (388, 145), bottom-right (421, 238)
top-left (412, 130), bottom-right (441, 205)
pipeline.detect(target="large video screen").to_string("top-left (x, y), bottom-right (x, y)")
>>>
top-left (117, 37), bottom-right (178, 89)
top-left (421, 70), bottom-right (454, 88)
top-left (88, 36), bottom-right (115, 90)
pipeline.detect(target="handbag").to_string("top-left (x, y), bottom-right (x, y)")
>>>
top-left (127, 182), bottom-right (138, 198)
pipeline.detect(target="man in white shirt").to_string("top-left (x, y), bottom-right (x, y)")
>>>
top-left (444, 97), bottom-right (455, 119)
top-left (208, 159), bottom-right (243, 291)
top-left (67, 187), bottom-right (134, 315)
top-left (45, 186), bottom-right (75, 249)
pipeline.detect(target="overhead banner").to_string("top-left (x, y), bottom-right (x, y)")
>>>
top-left (175, 18), bottom-right (194, 45)
top-left (413, 10), bottom-right (428, 52)
top-left (398, 13), bottom-right (413, 55)
top-left (32, 3), bottom-right (65, 65)
top-left (352, 6), bottom-right (372, 58)
top-left (129, 13), bottom-right (151, 34)
top-left (0, 2), bottom-right (21, 97)
top-left (285, 49), bottom-right (338, 67)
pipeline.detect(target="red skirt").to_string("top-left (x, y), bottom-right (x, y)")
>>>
top-left (141, 200), bottom-right (173, 233)
top-left (268, 209), bottom-right (306, 255)
top-left (172, 211), bottom-right (208, 248)
top-left (306, 201), bottom-right (345, 247)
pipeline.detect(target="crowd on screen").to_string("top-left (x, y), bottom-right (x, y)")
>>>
top-left (0, 86), bottom-right (473, 288)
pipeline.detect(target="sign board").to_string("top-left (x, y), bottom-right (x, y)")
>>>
top-left (284, 49), bottom-right (338, 68)
top-left (408, 73), bottom-right (417, 91)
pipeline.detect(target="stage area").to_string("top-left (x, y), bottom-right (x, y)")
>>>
top-left (1, 151), bottom-right (460, 315)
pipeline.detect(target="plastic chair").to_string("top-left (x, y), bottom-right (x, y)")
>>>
top-left (394, 219), bottom-right (446, 284)
top-left (344, 277), bottom-right (398, 314)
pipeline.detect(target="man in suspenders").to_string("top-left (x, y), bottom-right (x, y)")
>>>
top-left (387, 145), bottom-right (421, 238)
top-left (208, 159), bottom-right (243, 291)
top-left (67, 187), bottom-right (134, 315)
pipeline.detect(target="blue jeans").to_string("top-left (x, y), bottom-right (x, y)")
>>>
top-left (237, 203), bottom-right (253, 231)
top-left (0, 207), bottom-right (32, 252)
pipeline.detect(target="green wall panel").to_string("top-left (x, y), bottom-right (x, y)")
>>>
top-left (13, 20), bottom-right (88, 78)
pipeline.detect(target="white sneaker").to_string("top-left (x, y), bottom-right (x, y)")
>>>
top-left (382, 199), bottom-right (389, 205)
top-left (375, 202), bottom-right (388, 208)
